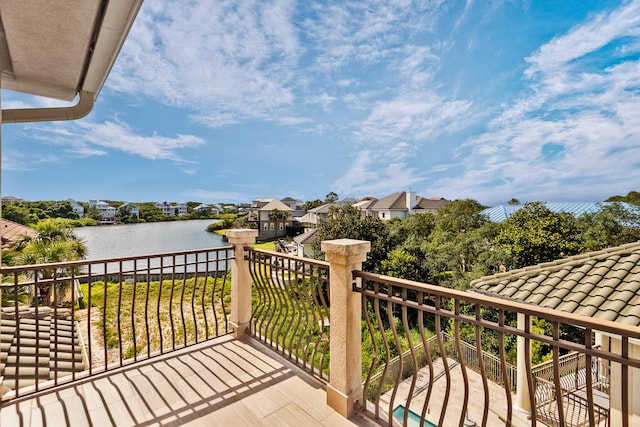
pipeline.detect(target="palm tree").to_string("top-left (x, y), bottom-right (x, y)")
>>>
top-left (8, 219), bottom-right (86, 307)
top-left (268, 209), bottom-right (290, 236)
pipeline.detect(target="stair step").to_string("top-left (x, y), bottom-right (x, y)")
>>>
top-left (2, 366), bottom-right (50, 379)
top-left (5, 355), bottom-right (50, 366)
top-left (49, 360), bottom-right (85, 372)
top-left (5, 346), bottom-right (49, 356)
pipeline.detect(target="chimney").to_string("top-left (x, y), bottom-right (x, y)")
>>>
top-left (406, 191), bottom-right (416, 214)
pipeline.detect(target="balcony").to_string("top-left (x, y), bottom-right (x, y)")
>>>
top-left (1, 229), bottom-right (639, 426)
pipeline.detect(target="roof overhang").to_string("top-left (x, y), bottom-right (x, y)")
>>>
top-left (0, 0), bottom-right (142, 122)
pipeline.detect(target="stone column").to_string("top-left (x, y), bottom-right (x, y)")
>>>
top-left (321, 238), bottom-right (371, 418)
top-left (515, 313), bottom-right (531, 414)
top-left (226, 229), bottom-right (258, 339)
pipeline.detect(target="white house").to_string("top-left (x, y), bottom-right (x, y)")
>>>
top-left (90, 200), bottom-right (116, 223)
top-left (364, 191), bottom-right (448, 220)
top-left (67, 199), bottom-right (84, 218)
top-left (119, 203), bottom-right (140, 219)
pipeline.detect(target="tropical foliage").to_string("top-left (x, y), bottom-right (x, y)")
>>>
top-left (3, 219), bottom-right (87, 306)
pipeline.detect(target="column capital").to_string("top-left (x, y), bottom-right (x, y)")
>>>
top-left (226, 229), bottom-right (258, 246)
top-left (321, 239), bottom-right (370, 265)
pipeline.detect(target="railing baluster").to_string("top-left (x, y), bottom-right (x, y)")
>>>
top-left (552, 320), bottom-right (566, 427)
top-left (0, 247), bottom-right (233, 402)
top-left (418, 290), bottom-right (435, 427)
top-left (475, 304), bottom-right (489, 427)
top-left (157, 256), bottom-right (164, 353)
top-left (144, 258), bottom-right (151, 358)
top-left (191, 255), bottom-right (198, 343)
top-left (622, 336), bottom-right (629, 427)
top-left (454, 299), bottom-right (469, 427)
top-left (179, 254), bottom-right (187, 348)
top-left (435, 295), bottom-right (451, 427)
top-left (498, 309), bottom-right (513, 426)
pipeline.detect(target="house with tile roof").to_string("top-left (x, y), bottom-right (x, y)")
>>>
top-left (364, 191), bottom-right (448, 220)
top-left (471, 241), bottom-right (640, 426)
top-left (481, 201), bottom-right (640, 222)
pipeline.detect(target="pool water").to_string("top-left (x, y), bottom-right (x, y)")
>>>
top-left (392, 405), bottom-right (438, 427)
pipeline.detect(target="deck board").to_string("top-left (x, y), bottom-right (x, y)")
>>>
top-left (0, 336), bottom-right (376, 427)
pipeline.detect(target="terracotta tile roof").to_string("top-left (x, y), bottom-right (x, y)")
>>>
top-left (1, 219), bottom-right (36, 250)
top-left (471, 241), bottom-right (640, 326)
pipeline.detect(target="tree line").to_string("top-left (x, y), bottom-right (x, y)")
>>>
top-left (1, 200), bottom-right (225, 226)
top-left (312, 197), bottom-right (640, 291)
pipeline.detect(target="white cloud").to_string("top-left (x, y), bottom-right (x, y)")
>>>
top-left (109, 0), bottom-right (301, 127)
top-left (441, 0), bottom-right (640, 204)
top-left (27, 119), bottom-right (204, 164)
top-left (333, 148), bottom-right (425, 196)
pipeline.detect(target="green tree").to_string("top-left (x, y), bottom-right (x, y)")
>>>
top-left (605, 190), bottom-right (640, 205)
top-left (496, 202), bottom-right (581, 269)
top-left (324, 192), bottom-right (339, 202)
top-left (138, 203), bottom-right (166, 222)
top-left (7, 219), bottom-right (87, 307)
top-left (577, 202), bottom-right (640, 252)
top-left (268, 209), bottom-right (290, 234)
top-left (312, 205), bottom-right (391, 272)
top-left (302, 199), bottom-right (323, 211)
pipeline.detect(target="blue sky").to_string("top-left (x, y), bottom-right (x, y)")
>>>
top-left (3, 0), bottom-right (640, 206)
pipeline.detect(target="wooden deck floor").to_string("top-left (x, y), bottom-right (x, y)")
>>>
top-left (0, 335), bottom-right (377, 427)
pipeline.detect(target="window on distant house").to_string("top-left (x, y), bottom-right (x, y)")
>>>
top-left (381, 212), bottom-right (386, 218)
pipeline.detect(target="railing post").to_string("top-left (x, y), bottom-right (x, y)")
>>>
top-left (226, 229), bottom-right (258, 339)
top-left (321, 238), bottom-right (370, 418)
top-left (515, 313), bottom-right (532, 415)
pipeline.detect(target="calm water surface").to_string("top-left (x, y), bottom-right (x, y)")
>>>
top-left (73, 219), bottom-right (225, 260)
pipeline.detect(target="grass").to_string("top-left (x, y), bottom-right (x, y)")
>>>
top-left (253, 241), bottom-right (277, 250)
top-left (80, 274), bottom-right (231, 362)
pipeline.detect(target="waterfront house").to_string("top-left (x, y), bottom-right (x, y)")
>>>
top-left (67, 199), bottom-right (85, 218)
top-left (250, 199), bottom-right (293, 240)
top-left (118, 202), bottom-right (140, 219)
top-left (156, 201), bottom-right (188, 216)
top-left (89, 200), bottom-right (116, 223)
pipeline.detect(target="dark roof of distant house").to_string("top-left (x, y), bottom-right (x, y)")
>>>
top-left (280, 197), bottom-right (301, 203)
top-left (294, 228), bottom-right (318, 245)
top-left (308, 203), bottom-right (339, 214)
top-left (481, 202), bottom-right (640, 222)
top-left (369, 192), bottom-right (447, 211)
top-left (415, 197), bottom-right (448, 210)
top-left (471, 241), bottom-right (640, 327)
top-left (1, 219), bottom-right (36, 250)
top-left (370, 191), bottom-right (411, 210)
top-left (259, 200), bottom-right (294, 211)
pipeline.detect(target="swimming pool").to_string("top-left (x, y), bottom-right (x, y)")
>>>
top-left (392, 405), bottom-right (438, 427)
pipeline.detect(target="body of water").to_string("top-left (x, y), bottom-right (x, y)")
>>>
top-left (73, 219), bottom-right (225, 260)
